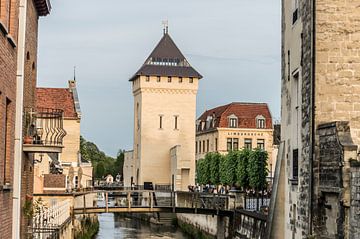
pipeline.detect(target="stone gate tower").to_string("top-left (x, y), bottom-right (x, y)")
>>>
top-left (129, 28), bottom-right (202, 190)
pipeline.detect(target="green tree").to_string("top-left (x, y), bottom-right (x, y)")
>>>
top-left (95, 162), bottom-right (105, 179)
top-left (196, 158), bottom-right (210, 185)
top-left (219, 151), bottom-right (238, 185)
top-left (209, 152), bottom-right (222, 185)
top-left (248, 149), bottom-right (269, 191)
top-left (236, 149), bottom-right (251, 190)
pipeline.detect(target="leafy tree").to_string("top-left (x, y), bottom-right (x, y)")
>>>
top-left (80, 136), bottom-right (124, 180)
top-left (248, 149), bottom-right (269, 191)
top-left (196, 158), bottom-right (210, 185)
top-left (219, 151), bottom-right (238, 185)
top-left (236, 149), bottom-right (251, 189)
top-left (95, 162), bottom-right (105, 179)
top-left (209, 152), bottom-right (222, 185)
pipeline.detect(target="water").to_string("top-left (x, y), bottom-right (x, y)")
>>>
top-left (95, 213), bottom-right (188, 239)
top-left (94, 196), bottom-right (188, 238)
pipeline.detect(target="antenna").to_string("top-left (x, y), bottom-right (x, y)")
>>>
top-left (73, 66), bottom-right (76, 81)
top-left (162, 20), bottom-right (168, 35)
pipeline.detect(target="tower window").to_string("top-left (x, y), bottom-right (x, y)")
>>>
top-left (159, 115), bottom-right (163, 129)
top-left (206, 139), bottom-right (209, 152)
top-left (189, 77), bottom-right (193, 83)
top-left (179, 77), bottom-right (183, 83)
top-left (203, 140), bottom-right (205, 152)
top-left (174, 115), bottom-right (179, 130)
top-left (168, 76), bottom-right (172, 83)
top-left (157, 76), bottom-right (161, 82)
top-left (146, 76), bottom-right (150, 82)
top-left (215, 138), bottom-right (218, 151)
top-left (199, 141), bottom-right (201, 153)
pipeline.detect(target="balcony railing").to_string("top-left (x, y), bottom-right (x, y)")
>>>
top-left (29, 199), bottom-right (71, 239)
top-left (23, 107), bottom-right (66, 153)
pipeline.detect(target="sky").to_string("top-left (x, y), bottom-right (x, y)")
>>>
top-left (37, 0), bottom-right (281, 157)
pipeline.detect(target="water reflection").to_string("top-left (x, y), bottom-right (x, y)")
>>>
top-left (95, 213), bottom-right (188, 239)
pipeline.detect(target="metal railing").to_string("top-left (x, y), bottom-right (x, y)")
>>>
top-left (23, 107), bottom-right (66, 146)
top-left (30, 199), bottom-right (71, 239)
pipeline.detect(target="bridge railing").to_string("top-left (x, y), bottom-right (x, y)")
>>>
top-left (75, 190), bottom-right (234, 213)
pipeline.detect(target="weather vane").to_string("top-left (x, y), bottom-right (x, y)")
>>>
top-left (162, 20), bottom-right (168, 35)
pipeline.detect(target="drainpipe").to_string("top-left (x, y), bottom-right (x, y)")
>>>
top-left (309, 0), bottom-right (316, 235)
top-left (12, 0), bottom-right (27, 238)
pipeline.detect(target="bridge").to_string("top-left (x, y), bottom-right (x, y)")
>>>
top-left (73, 190), bottom-right (234, 217)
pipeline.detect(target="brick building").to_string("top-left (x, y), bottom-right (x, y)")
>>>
top-left (268, 0), bottom-right (360, 238)
top-left (195, 102), bottom-right (275, 175)
top-left (0, 0), bottom-right (51, 238)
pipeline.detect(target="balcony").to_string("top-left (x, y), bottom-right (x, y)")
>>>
top-left (23, 108), bottom-right (66, 153)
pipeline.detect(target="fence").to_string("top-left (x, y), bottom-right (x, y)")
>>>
top-left (29, 199), bottom-right (71, 239)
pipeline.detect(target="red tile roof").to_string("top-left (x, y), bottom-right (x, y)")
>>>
top-left (197, 102), bottom-right (272, 130)
top-left (36, 88), bottom-right (78, 119)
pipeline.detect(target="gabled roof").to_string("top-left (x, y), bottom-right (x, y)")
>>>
top-left (130, 32), bottom-right (202, 81)
top-left (36, 88), bottom-right (79, 119)
top-left (197, 102), bottom-right (272, 130)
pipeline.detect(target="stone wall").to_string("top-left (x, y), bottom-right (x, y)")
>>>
top-left (313, 122), bottom-right (357, 238)
top-left (350, 161), bottom-right (360, 238)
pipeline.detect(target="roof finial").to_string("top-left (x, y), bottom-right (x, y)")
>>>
top-left (73, 66), bottom-right (76, 81)
top-left (162, 20), bottom-right (168, 35)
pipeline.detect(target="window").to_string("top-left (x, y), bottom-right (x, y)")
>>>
top-left (244, 138), bottom-right (252, 150)
top-left (174, 115), bottom-right (178, 130)
top-left (256, 115), bottom-right (266, 129)
top-left (199, 141), bottom-right (201, 153)
top-left (233, 138), bottom-right (239, 151)
top-left (159, 115), bottom-right (163, 129)
top-left (196, 142), bottom-right (198, 154)
top-left (227, 138), bottom-right (232, 151)
top-left (292, 149), bottom-right (299, 180)
top-left (168, 76), bottom-right (172, 83)
top-left (136, 103), bottom-right (140, 130)
top-left (203, 140), bottom-right (205, 152)
top-left (3, 98), bottom-right (11, 185)
top-left (229, 118), bottom-right (238, 128)
top-left (227, 138), bottom-right (239, 151)
top-left (292, 0), bottom-right (299, 24)
top-left (179, 77), bottom-right (183, 83)
top-left (74, 176), bottom-right (79, 189)
top-left (189, 77), bottom-right (193, 83)
top-left (257, 139), bottom-right (265, 150)
top-left (215, 138), bottom-right (218, 151)
top-left (146, 76), bottom-right (150, 82)
top-left (157, 76), bottom-right (161, 82)
top-left (206, 139), bottom-right (209, 152)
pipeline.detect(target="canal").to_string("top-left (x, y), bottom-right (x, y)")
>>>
top-left (95, 213), bottom-right (188, 238)
top-left (94, 195), bottom-right (189, 238)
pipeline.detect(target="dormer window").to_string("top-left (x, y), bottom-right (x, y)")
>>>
top-left (228, 114), bottom-right (238, 128)
top-left (256, 115), bottom-right (266, 129)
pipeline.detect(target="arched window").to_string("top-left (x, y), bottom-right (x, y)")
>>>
top-left (256, 115), bottom-right (266, 129)
top-left (228, 114), bottom-right (238, 128)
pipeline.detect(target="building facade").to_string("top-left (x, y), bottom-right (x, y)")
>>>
top-left (196, 102), bottom-right (275, 175)
top-left (0, 0), bottom-right (51, 237)
top-left (269, 0), bottom-right (360, 238)
top-left (123, 150), bottom-right (134, 187)
top-left (34, 80), bottom-right (93, 193)
top-left (128, 28), bottom-right (202, 191)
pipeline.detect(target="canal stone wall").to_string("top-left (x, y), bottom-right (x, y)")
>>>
top-left (177, 213), bottom-right (226, 239)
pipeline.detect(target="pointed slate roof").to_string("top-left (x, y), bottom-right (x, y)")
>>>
top-left (129, 32), bottom-right (202, 81)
